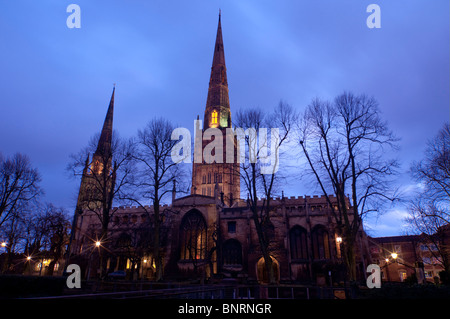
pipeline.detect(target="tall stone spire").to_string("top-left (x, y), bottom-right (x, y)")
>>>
top-left (204, 11), bottom-right (230, 129)
top-left (95, 86), bottom-right (115, 158)
top-left (192, 12), bottom-right (240, 206)
top-left (211, 10), bottom-right (226, 70)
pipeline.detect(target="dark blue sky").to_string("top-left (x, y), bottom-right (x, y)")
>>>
top-left (0, 1), bottom-right (448, 236)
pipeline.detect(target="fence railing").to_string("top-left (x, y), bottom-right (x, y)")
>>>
top-left (27, 283), bottom-right (353, 300)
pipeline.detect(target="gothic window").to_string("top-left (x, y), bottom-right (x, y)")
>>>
top-left (208, 172), bottom-right (211, 184)
top-left (179, 210), bottom-right (207, 261)
top-left (311, 225), bottom-right (331, 260)
top-left (202, 174), bottom-right (206, 184)
top-left (211, 110), bottom-right (218, 125)
top-left (218, 173), bottom-right (222, 183)
top-left (222, 239), bottom-right (242, 266)
top-left (289, 226), bottom-right (308, 260)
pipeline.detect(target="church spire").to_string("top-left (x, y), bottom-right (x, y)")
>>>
top-left (95, 86), bottom-right (115, 157)
top-left (212, 9), bottom-right (225, 68)
top-left (191, 12), bottom-right (240, 204)
top-left (204, 11), bottom-right (230, 129)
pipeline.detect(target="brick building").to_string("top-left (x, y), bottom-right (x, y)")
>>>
top-left (368, 235), bottom-right (446, 283)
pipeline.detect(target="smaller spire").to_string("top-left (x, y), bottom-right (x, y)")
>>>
top-left (95, 86), bottom-right (115, 158)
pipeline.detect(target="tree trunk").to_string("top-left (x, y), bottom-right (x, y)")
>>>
top-left (342, 235), bottom-right (357, 282)
top-left (252, 210), bottom-right (276, 284)
top-left (153, 198), bottom-right (163, 282)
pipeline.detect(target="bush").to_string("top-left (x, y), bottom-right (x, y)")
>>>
top-left (0, 275), bottom-right (66, 298)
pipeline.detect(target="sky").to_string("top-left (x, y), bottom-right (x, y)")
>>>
top-left (0, 0), bottom-right (448, 237)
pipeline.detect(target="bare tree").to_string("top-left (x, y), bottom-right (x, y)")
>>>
top-left (43, 204), bottom-right (71, 276)
top-left (0, 153), bottom-right (42, 228)
top-left (410, 123), bottom-right (449, 218)
top-left (0, 202), bottom-right (28, 273)
top-left (406, 123), bottom-right (450, 276)
top-left (127, 118), bottom-right (187, 281)
top-left (234, 101), bottom-right (297, 284)
top-left (297, 92), bottom-right (399, 281)
top-left (67, 131), bottom-right (135, 277)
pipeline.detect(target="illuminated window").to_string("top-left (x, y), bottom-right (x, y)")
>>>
top-left (311, 225), bottom-right (331, 260)
top-left (180, 210), bottom-right (207, 260)
top-left (211, 110), bottom-right (218, 125)
top-left (91, 160), bottom-right (104, 175)
top-left (399, 271), bottom-right (407, 281)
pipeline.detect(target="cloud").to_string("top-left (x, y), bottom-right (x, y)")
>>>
top-left (364, 208), bottom-right (410, 237)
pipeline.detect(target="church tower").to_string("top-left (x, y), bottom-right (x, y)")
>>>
top-left (68, 87), bottom-right (116, 257)
top-left (191, 12), bottom-right (240, 205)
top-left (75, 86), bottom-right (116, 213)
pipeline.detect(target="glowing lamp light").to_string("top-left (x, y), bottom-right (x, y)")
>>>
top-left (1, 242), bottom-right (6, 247)
top-left (336, 237), bottom-right (343, 244)
top-left (391, 252), bottom-right (398, 260)
top-left (95, 241), bottom-right (101, 247)
top-left (26, 256), bottom-right (31, 261)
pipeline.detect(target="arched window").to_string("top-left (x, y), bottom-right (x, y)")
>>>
top-left (289, 226), bottom-right (308, 260)
top-left (222, 239), bottom-right (242, 266)
top-left (211, 110), bottom-right (218, 125)
top-left (311, 225), bottom-right (331, 260)
top-left (180, 210), bottom-right (207, 260)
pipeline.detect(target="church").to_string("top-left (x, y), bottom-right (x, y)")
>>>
top-left (68, 13), bottom-right (371, 285)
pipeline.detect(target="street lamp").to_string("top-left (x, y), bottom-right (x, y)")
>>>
top-left (95, 241), bottom-right (101, 247)
top-left (1, 242), bottom-right (6, 248)
top-left (391, 252), bottom-right (398, 260)
top-left (336, 237), bottom-right (343, 244)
